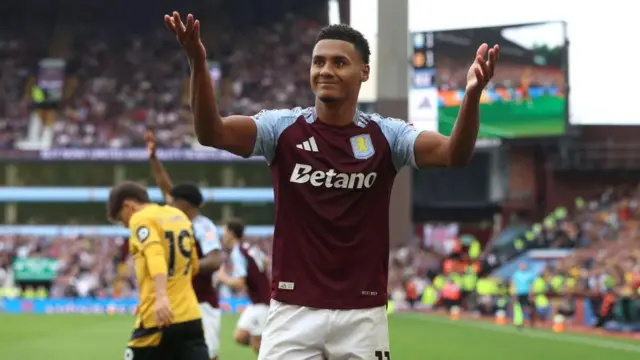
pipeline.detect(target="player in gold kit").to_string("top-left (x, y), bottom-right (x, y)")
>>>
top-left (107, 181), bottom-right (209, 360)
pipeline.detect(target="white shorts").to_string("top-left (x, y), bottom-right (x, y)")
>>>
top-left (258, 300), bottom-right (390, 360)
top-left (199, 303), bottom-right (221, 358)
top-left (237, 303), bottom-right (269, 336)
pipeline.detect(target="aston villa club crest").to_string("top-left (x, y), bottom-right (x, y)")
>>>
top-left (350, 134), bottom-right (375, 160)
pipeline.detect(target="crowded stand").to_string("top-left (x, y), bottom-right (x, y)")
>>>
top-left (0, 10), bottom-right (50, 148)
top-left (55, 24), bottom-right (190, 149)
top-left (384, 185), bottom-right (640, 330)
top-left (2, 3), bottom-right (323, 149)
top-left (0, 234), bottom-right (273, 300)
top-left (53, 15), bottom-right (318, 149)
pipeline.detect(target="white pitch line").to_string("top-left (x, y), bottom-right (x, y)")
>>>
top-left (399, 314), bottom-right (640, 353)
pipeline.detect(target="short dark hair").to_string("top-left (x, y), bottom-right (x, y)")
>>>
top-left (226, 218), bottom-right (245, 239)
top-left (170, 183), bottom-right (203, 207)
top-left (316, 24), bottom-right (371, 64)
top-left (107, 181), bottom-right (150, 221)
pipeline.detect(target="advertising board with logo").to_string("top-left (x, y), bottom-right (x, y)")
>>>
top-left (13, 258), bottom-right (60, 282)
top-left (0, 297), bottom-right (251, 315)
top-left (408, 88), bottom-right (438, 132)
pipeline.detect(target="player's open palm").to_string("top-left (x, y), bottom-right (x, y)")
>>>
top-left (164, 11), bottom-right (206, 61)
top-left (155, 295), bottom-right (173, 327)
top-left (145, 131), bottom-right (156, 158)
top-left (466, 43), bottom-right (500, 96)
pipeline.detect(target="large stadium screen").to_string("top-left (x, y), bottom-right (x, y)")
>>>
top-left (409, 21), bottom-right (567, 138)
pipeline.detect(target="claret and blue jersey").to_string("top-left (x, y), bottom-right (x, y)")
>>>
top-left (192, 215), bottom-right (220, 256)
top-left (252, 107), bottom-right (420, 170)
top-left (251, 107), bottom-right (423, 310)
top-left (191, 214), bottom-right (221, 307)
top-left (229, 243), bottom-right (271, 305)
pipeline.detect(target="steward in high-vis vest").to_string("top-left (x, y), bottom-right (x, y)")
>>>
top-left (533, 276), bottom-right (549, 320)
top-left (461, 267), bottom-right (477, 298)
top-left (433, 274), bottom-right (446, 291)
top-left (494, 279), bottom-right (509, 319)
top-left (421, 284), bottom-right (439, 309)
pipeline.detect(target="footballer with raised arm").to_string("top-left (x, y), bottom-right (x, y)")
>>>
top-left (217, 218), bottom-right (271, 356)
top-left (146, 131), bottom-right (223, 360)
top-left (108, 181), bottom-right (208, 360)
top-left (165, 11), bottom-right (499, 360)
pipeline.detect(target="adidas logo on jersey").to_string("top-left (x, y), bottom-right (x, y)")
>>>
top-left (296, 137), bottom-right (319, 152)
top-left (289, 163), bottom-right (377, 189)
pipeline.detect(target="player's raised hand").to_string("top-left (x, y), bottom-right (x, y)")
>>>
top-left (154, 295), bottom-right (173, 327)
top-left (144, 131), bottom-right (156, 159)
top-left (164, 11), bottom-right (206, 61)
top-left (466, 43), bottom-right (500, 96)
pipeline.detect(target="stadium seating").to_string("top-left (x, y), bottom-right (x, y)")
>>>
top-left (1, 6), bottom-right (323, 149)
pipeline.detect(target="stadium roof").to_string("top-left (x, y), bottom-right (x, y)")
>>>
top-left (429, 22), bottom-right (564, 66)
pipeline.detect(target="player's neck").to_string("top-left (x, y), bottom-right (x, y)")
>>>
top-left (186, 209), bottom-right (199, 220)
top-left (314, 98), bottom-right (358, 127)
top-left (138, 203), bottom-right (153, 211)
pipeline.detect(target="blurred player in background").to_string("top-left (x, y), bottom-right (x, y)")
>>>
top-left (511, 262), bottom-right (537, 329)
top-left (107, 181), bottom-right (209, 360)
top-left (146, 131), bottom-right (223, 360)
top-left (166, 11), bottom-right (498, 359)
top-left (519, 67), bottom-right (533, 107)
top-left (217, 218), bottom-right (271, 356)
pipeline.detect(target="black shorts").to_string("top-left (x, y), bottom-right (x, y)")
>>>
top-left (125, 319), bottom-right (209, 360)
top-left (517, 294), bottom-right (534, 308)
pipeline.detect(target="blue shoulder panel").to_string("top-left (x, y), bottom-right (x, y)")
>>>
top-left (251, 107), bottom-right (305, 164)
top-left (192, 215), bottom-right (220, 255)
top-left (369, 113), bottom-right (423, 170)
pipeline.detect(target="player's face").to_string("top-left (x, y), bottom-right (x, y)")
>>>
top-left (221, 226), bottom-right (233, 250)
top-left (118, 200), bottom-right (137, 227)
top-left (310, 39), bottom-right (369, 103)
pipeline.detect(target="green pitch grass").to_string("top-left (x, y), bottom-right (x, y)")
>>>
top-left (438, 96), bottom-right (566, 138)
top-left (1, 313), bottom-right (639, 360)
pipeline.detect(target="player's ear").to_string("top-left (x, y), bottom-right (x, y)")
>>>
top-left (361, 64), bottom-right (370, 83)
top-left (122, 199), bottom-right (137, 213)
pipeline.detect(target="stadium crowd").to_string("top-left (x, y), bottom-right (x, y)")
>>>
top-left (0, 235), bottom-right (127, 298)
top-left (0, 11), bottom-right (48, 149)
top-left (378, 184), bottom-right (640, 329)
top-left (0, 3), bottom-right (322, 149)
top-left (0, 234), bottom-right (274, 300)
